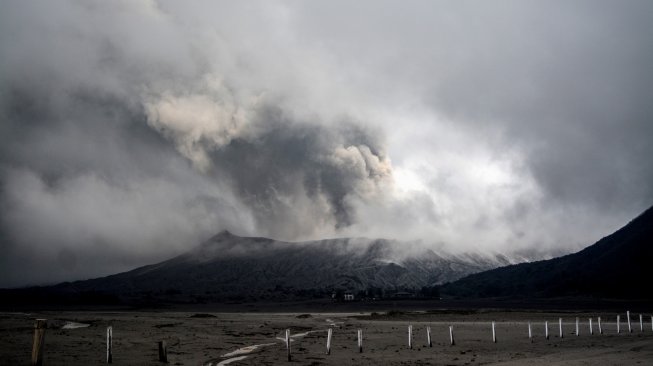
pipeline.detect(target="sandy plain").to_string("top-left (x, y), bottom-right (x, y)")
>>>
top-left (1, 309), bottom-right (652, 365)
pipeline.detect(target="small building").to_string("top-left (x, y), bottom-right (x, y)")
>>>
top-left (344, 293), bottom-right (355, 301)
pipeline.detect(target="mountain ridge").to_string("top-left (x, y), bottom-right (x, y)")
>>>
top-left (441, 205), bottom-right (653, 299)
top-left (6, 203), bottom-right (649, 307)
top-left (3, 232), bottom-right (511, 305)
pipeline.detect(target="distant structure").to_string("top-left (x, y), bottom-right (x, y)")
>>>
top-left (344, 293), bottom-right (355, 301)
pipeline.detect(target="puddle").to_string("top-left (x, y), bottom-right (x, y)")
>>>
top-left (62, 322), bottom-right (90, 329)
top-left (221, 343), bottom-right (275, 358)
top-left (216, 356), bottom-right (248, 365)
top-left (209, 329), bottom-right (321, 365)
top-left (326, 318), bottom-right (344, 327)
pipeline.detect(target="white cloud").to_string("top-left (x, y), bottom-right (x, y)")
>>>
top-left (1, 0), bottom-right (652, 286)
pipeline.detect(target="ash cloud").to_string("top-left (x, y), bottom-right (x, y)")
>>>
top-left (1, 1), bottom-right (652, 286)
top-left (208, 110), bottom-right (391, 236)
top-left (0, 0), bottom-right (392, 286)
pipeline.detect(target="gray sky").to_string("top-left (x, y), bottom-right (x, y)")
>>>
top-left (1, 0), bottom-right (652, 287)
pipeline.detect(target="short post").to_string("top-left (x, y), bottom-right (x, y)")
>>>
top-left (640, 314), bottom-right (643, 332)
top-left (589, 318), bottom-right (593, 335)
top-left (408, 325), bottom-right (413, 349)
top-left (106, 326), bottom-right (113, 363)
top-left (528, 321), bottom-right (532, 342)
top-left (559, 318), bottom-right (563, 338)
top-left (426, 326), bottom-right (432, 347)
top-left (545, 321), bottom-right (549, 340)
top-left (285, 329), bottom-right (291, 361)
top-left (651, 315), bottom-right (653, 332)
top-left (575, 317), bottom-right (579, 336)
top-left (326, 328), bottom-right (332, 355)
top-left (627, 311), bottom-right (632, 333)
top-left (449, 325), bottom-right (455, 346)
top-left (492, 321), bottom-right (496, 343)
top-left (598, 317), bottom-right (602, 334)
top-left (31, 319), bottom-right (47, 366)
top-left (357, 329), bottom-right (363, 353)
top-left (617, 315), bottom-right (621, 334)
top-left (158, 341), bottom-right (167, 363)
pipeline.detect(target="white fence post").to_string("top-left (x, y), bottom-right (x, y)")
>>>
top-left (559, 318), bottom-right (563, 338)
top-left (617, 315), bottom-right (621, 334)
top-left (627, 311), bottom-right (632, 333)
top-left (106, 326), bottom-right (113, 363)
top-left (575, 317), bottom-right (579, 336)
top-left (598, 317), bottom-right (602, 334)
top-left (326, 328), bottom-right (332, 355)
top-left (449, 325), bottom-right (455, 346)
top-left (492, 321), bottom-right (496, 343)
top-left (357, 329), bottom-right (363, 353)
top-left (545, 321), bottom-right (549, 340)
top-left (589, 318), bottom-right (593, 335)
top-left (426, 326), bottom-right (432, 347)
top-left (528, 322), bottom-right (532, 342)
top-left (285, 329), bottom-right (291, 361)
top-left (640, 314), bottom-right (643, 332)
top-left (408, 325), bottom-right (413, 349)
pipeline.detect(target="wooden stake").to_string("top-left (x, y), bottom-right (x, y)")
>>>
top-left (617, 315), bottom-right (621, 334)
top-left (545, 321), bottom-right (549, 340)
top-left (449, 325), bottom-right (455, 346)
top-left (528, 322), bottom-right (532, 342)
top-left (589, 318), bottom-right (593, 335)
top-left (357, 329), bottom-right (363, 353)
top-left (559, 318), bottom-right (563, 338)
top-left (627, 311), bottom-right (632, 333)
top-left (326, 328), bottom-right (332, 355)
top-left (106, 326), bottom-right (113, 363)
top-left (426, 326), bottom-right (432, 347)
top-left (158, 341), bottom-right (167, 363)
top-left (598, 317), bottom-right (602, 334)
top-left (408, 325), bottom-right (413, 349)
top-left (492, 321), bottom-right (496, 343)
top-left (575, 317), bottom-right (579, 336)
top-left (285, 329), bottom-right (291, 361)
top-left (31, 319), bottom-right (47, 366)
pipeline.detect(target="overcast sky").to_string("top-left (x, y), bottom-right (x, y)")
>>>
top-left (1, 0), bottom-right (652, 287)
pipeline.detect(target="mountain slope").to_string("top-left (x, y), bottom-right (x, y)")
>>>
top-left (442, 205), bottom-right (653, 299)
top-left (42, 232), bottom-right (507, 303)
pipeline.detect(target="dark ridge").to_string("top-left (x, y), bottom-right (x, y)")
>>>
top-left (0, 234), bottom-right (503, 306)
top-left (442, 205), bottom-right (653, 299)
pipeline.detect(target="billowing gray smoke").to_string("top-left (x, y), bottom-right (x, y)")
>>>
top-left (140, 76), bottom-right (391, 236)
top-left (1, 0), bottom-right (652, 287)
top-left (0, 1), bottom-right (393, 286)
top-left (0, 69), bottom-right (391, 287)
top-left (207, 111), bottom-right (390, 234)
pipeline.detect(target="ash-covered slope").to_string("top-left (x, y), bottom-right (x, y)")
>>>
top-left (442, 205), bottom-right (653, 299)
top-left (50, 232), bottom-right (509, 302)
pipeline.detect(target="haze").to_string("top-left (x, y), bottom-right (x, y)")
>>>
top-left (1, 0), bottom-right (652, 287)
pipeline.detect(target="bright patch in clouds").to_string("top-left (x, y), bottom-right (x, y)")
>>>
top-left (1, 0), bottom-right (652, 286)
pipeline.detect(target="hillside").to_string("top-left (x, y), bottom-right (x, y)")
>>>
top-left (2, 232), bottom-right (510, 305)
top-left (442, 205), bottom-right (653, 299)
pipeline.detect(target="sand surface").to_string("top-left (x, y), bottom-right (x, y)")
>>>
top-left (1, 310), bottom-right (651, 365)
